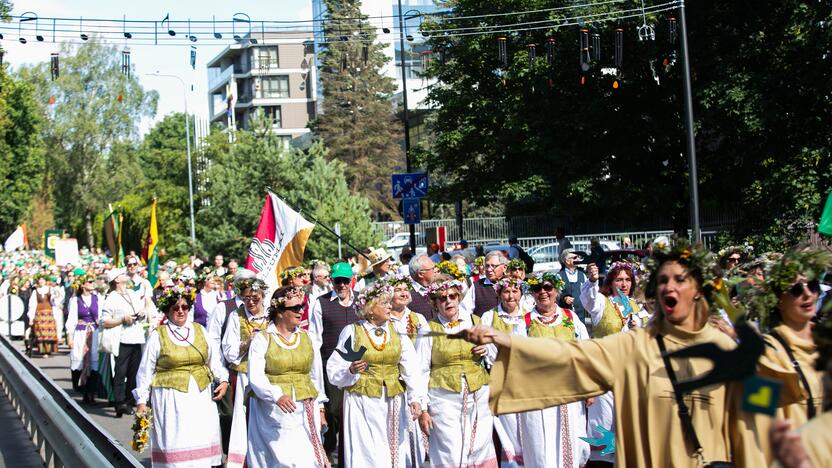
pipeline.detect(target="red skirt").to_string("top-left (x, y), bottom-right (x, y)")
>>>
top-left (32, 304), bottom-right (58, 354)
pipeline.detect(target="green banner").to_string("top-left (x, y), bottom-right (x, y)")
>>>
top-left (819, 191), bottom-right (832, 237)
top-left (43, 229), bottom-right (63, 259)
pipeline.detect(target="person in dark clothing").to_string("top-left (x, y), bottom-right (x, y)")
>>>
top-left (557, 249), bottom-right (589, 326)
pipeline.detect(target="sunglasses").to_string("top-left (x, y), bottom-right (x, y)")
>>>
top-left (127, 262), bottom-right (139, 267)
top-left (333, 277), bottom-right (351, 285)
top-left (437, 293), bottom-right (460, 302)
top-left (787, 280), bottom-right (820, 297)
top-left (169, 304), bottom-right (189, 312)
top-left (280, 304), bottom-right (304, 313)
top-left (530, 283), bottom-right (555, 293)
top-left (242, 295), bottom-right (262, 303)
top-left (85, 280), bottom-right (95, 284)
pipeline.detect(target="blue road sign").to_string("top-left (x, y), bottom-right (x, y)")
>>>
top-left (403, 198), bottom-right (421, 225)
top-left (392, 173), bottom-right (429, 199)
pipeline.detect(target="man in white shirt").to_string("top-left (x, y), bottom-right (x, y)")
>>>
top-left (459, 251), bottom-right (507, 317)
top-left (100, 268), bottom-right (147, 417)
top-left (126, 255), bottom-right (157, 323)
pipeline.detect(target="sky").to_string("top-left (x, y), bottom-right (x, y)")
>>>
top-left (2, 0), bottom-right (313, 133)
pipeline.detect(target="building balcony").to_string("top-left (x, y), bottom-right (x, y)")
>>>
top-left (208, 66), bottom-right (234, 93)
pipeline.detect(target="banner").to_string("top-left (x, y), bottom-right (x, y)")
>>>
top-left (142, 199), bottom-right (160, 287)
top-left (3, 225), bottom-right (26, 252)
top-left (245, 191), bottom-right (314, 293)
top-left (44, 229), bottom-right (63, 259)
top-left (55, 238), bottom-right (81, 266)
top-left (103, 209), bottom-right (125, 267)
top-left (820, 191), bottom-right (832, 237)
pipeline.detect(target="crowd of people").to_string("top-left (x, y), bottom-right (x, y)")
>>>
top-left (1, 237), bottom-right (831, 468)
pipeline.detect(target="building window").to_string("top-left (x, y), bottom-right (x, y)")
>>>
top-left (259, 76), bottom-right (290, 98)
top-left (257, 47), bottom-right (279, 70)
top-left (263, 105), bottom-right (282, 128)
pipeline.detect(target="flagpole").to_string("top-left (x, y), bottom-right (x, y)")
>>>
top-left (266, 188), bottom-right (372, 262)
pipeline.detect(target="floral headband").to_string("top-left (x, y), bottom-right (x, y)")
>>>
top-left (473, 256), bottom-right (485, 267)
top-left (280, 266), bottom-right (307, 280)
top-left (235, 277), bottom-right (267, 295)
top-left (507, 258), bottom-right (526, 271)
top-left (641, 237), bottom-right (721, 303)
top-left (526, 272), bottom-right (565, 290)
top-left (717, 243), bottom-right (754, 261)
top-left (428, 279), bottom-right (464, 298)
top-left (608, 261), bottom-right (644, 282)
top-left (436, 260), bottom-right (466, 282)
top-left (157, 286), bottom-right (197, 313)
top-left (386, 271), bottom-right (412, 288)
top-left (494, 277), bottom-right (527, 292)
top-left (270, 287), bottom-right (305, 309)
top-left (355, 282), bottom-right (393, 311)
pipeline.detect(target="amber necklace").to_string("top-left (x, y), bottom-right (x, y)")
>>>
top-left (361, 323), bottom-right (388, 351)
top-left (276, 331), bottom-right (299, 347)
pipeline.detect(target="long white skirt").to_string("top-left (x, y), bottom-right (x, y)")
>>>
top-left (149, 379), bottom-right (222, 467)
top-left (587, 391), bottom-right (615, 464)
top-left (69, 327), bottom-right (99, 371)
top-left (404, 399), bottom-right (428, 468)
top-left (247, 395), bottom-right (327, 468)
top-left (521, 401), bottom-right (589, 468)
top-left (342, 387), bottom-right (408, 468)
top-left (494, 412), bottom-right (524, 467)
top-left (427, 384), bottom-right (497, 468)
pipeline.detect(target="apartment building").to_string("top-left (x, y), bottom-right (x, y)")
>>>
top-left (207, 31), bottom-right (316, 146)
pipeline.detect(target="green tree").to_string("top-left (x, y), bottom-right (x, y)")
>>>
top-left (0, 68), bottom-right (46, 238)
top-left (314, 0), bottom-right (403, 218)
top-left (0, 1), bottom-right (12, 20)
top-left (199, 111), bottom-right (379, 262)
top-left (18, 39), bottom-right (158, 247)
top-left (420, 1), bottom-right (831, 239)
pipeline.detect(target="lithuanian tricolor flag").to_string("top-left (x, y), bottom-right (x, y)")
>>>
top-left (142, 198), bottom-right (160, 288)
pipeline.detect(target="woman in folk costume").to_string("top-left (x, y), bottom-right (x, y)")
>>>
top-left (734, 246), bottom-right (832, 466)
top-left (280, 266), bottom-right (312, 330)
top-left (521, 272), bottom-right (590, 468)
top-left (386, 272), bottom-right (430, 467)
top-left (66, 272), bottom-right (101, 403)
top-left (133, 287), bottom-right (229, 467)
top-left (27, 274), bottom-right (59, 356)
top-left (578, 261), bottom-right (649, 467)
top-left (247, 286), bottom-right (329, 468)
top-left (464, 239), bottom-right (803, 467)
top-left (326, 282), bottom-right (426, 468)
top-left (191, 271), bottom-right (221, 327)
top-left (480, 277), bottom-right (531, 467)
top-left (222, 277), bottom-right (270, 467)
top-left (417, 276), bottom-right (497, 468)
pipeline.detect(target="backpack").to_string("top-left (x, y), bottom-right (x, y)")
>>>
top-left (515, 245), bottom-right (535, 272)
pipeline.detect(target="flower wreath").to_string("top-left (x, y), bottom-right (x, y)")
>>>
top-left (494, 277), bottom-right (528, 293)
top-left (507, 258), bottom-right (526, 272)
top-left (355, 281), bottom-right (393, 312)
top-left (156, 286), bottom-right (197, 313)
top-left (427, 279), bottom-right (465, 298)
top-left (739, 246), bottom-right (832, 330)
top-left (74, 272), bottom-right (95, 289)
top-left (473, 256), bottom-right (485, 267)
top-left (235, 277), bottom-right (267, 296)
top-left (436, 260), bottom-right (466, 282)
top-left (280, 266), bottom-right (307, 281)
top-left (386, 271), bottom-right (412, 288)
top-left (270, 287), bottom-right (305, 309)
top-left (526, 272), bottom-right (565, 290)
top-left (608, 260), bottom-right (644, 282)
top-left (717, 243), bottom-right (754, 263)
top-left (641, 237), bottom-right (722, 305)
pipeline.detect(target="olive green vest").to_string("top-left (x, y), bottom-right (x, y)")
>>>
top-left (347, 322), bottom-right (405, 398)
top-left (527, 314), bottom-right (577, 341)
top-left (231, 313), bottom-right (269, 373)
top-left (428, 316), bottom-right (488, 393)
top-left (152, 325), bottom-right (212, 393)
top-left (489, 310), bottom-right (524, 334)
top-left (593, 296), bottom-right (643, 338)
top-left (264, 331), bottom-right (318, 401)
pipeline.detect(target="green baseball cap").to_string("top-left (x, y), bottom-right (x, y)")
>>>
top-left (331, 262), bottom-right (353, 279)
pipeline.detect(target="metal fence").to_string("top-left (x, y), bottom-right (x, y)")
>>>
top-left (463, 230), bottom-right (719, 251)
top-left (0, 335), bottom-right (142, 468)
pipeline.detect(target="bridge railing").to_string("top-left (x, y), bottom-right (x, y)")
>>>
top-left (0, 334), bottom-right (143, 468)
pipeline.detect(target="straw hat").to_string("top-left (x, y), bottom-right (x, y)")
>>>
top-left (365, 248), bottom-right (393, 272)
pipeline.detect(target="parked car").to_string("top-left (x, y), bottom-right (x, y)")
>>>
top-left (527, 239), bottom-right (621, 273)
top-left (385, 232), bottom-right (426, 257)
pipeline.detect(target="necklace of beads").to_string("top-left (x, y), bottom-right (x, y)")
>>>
top-left (276, 331), bottom-right (299, 347)
top-left (167, 323), bottom-right (190, 342)
top-left (444, 320), bottom-right (461, 329)
top-left (362, 324), bottom-right (388, 351)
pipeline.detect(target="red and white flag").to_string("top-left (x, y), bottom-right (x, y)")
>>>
top-left (245, 191), bottom-right (314, 292)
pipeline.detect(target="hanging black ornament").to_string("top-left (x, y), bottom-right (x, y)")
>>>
top-left (527, 43), bottom-right (536, 68)
top-left (362, 43), bottom-right (369, 65)
top-left (614, 28), bottom-right (624, 68)
top-left (546, 37), bottom-right (555, 65)
top-left (121, 48), bottom-right (131, 77)
top-left (668, 16), bottom-right (678, 45)
top-left (497, 36), bottom-right (508, 67)
top-left (50, 52), bottom-right (59, 80)
top-left (341, 52), bottom-right (348, 71)
top-left (591, 32), bottom-right (601, 62)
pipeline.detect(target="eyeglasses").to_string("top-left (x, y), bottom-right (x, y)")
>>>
top-left (727, 256), bottom-right (741, 262)
top-left (169, 304), bottom-right (189, 312)
top-left (530, 283), bottom-right (555, 293)
top-left (85, 280), bottom-right (95, 284)
top-left (315, 275), bottom-right (330, 280)
top-left (280, 304), bottom-right (304, 313)
top-left (127, 262), bottom-right (139, 267)
top-left (787, 280), bottom-right (820, 297)
top-left (437, 293), bottom-right (460, 302)
top-left (333, 277), bottom-right (351, 285)
top-left (242, 295), bottom-right (262, 303)
top-left (485, 263), bottom-right (504, 270)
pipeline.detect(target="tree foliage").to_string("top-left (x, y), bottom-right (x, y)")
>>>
top-left (17, 39), bottom-right (158, 247)
top-left (314, 0), bottom-right (403, 218)
top-left (0, 68), bottom-right (46, 239)
top-left (420, 0), bottom-right (831, 241)
top-left (199, 111), bottom-right (380, 262)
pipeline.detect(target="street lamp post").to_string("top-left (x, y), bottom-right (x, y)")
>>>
top-left (678, 0), bottom-right (701, 242)
top-left (145, 73), bottom-right (197, 251)
top-left (398, 6), bottom-right (422, 253)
